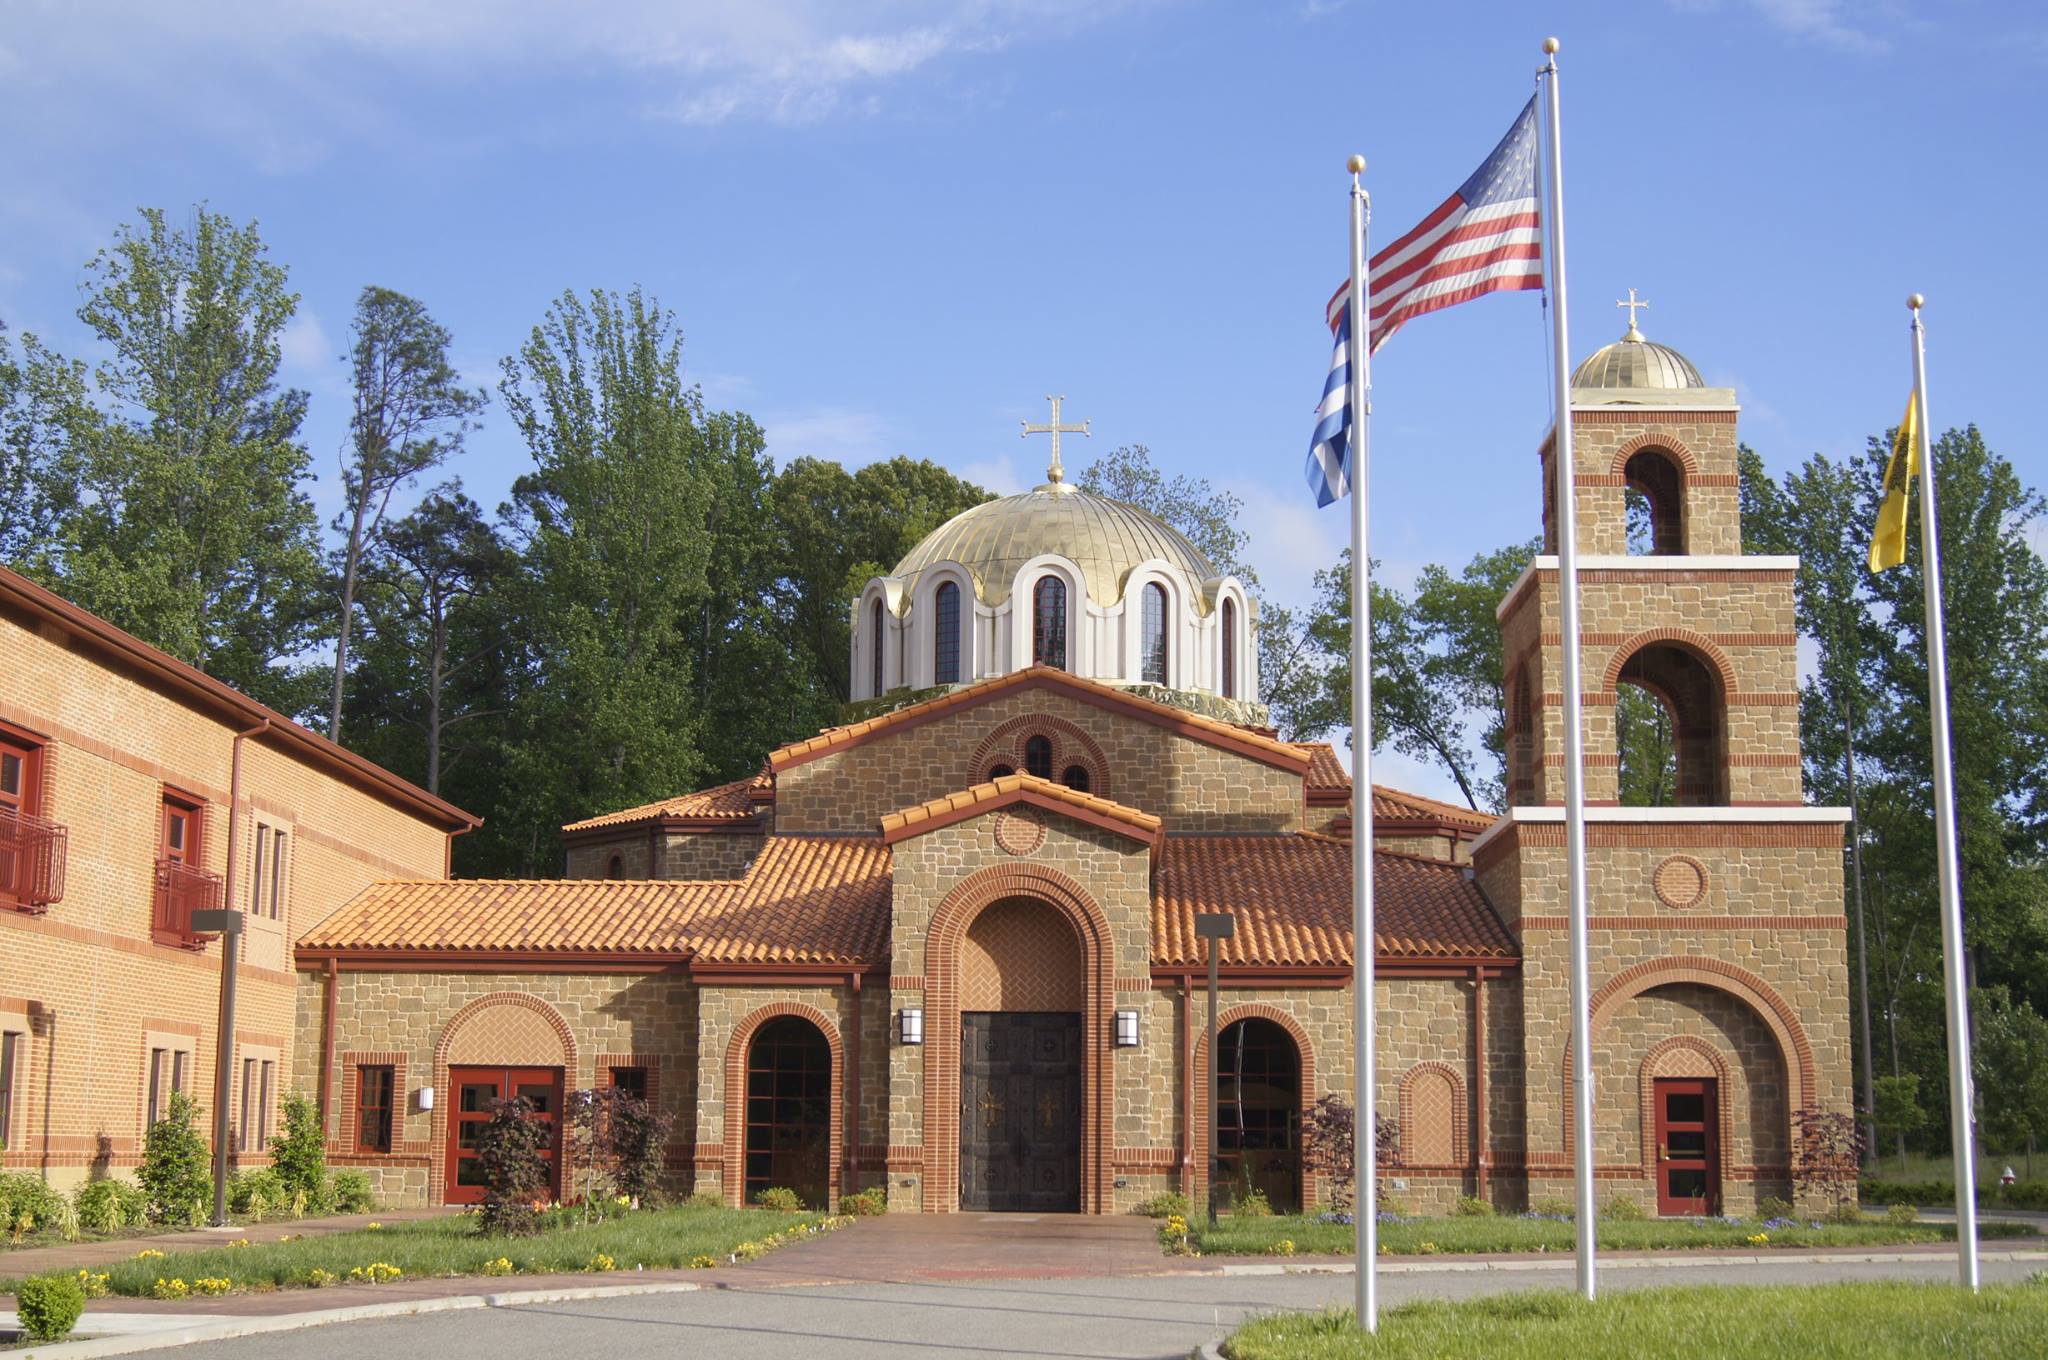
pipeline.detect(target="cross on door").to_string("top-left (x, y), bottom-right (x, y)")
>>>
top-left (1021, 395), bottom-right (1090, 485)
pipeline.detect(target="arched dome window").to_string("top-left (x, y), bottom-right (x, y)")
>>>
top-left (1220, 597), bottom-right (1238, 699)
top-left (1061, 764), bottom-right (1090, 792)
top-left (1141, 582), bottom-right (1168, 685)
top-left (1024, 735), bottom-right (1054, 780)
top-left (1033, 577), bottom-right (1068, 670)
top-left (869, 598), bottom-right (885, 696)
top-left (934, 580), bottom-right (962, 685)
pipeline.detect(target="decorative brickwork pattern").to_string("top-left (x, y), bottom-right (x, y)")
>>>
top-left (968, 714), bottom-right (1110, 795)
top-left (1652, 855), bottom-right (1708, 909)
top-left (719, 1002), bottom-right (844, 1208)
top-left (1399, 1061), bottom-right (1468, 1168)
top-left (961, 898), bottom-right (1083, 1011)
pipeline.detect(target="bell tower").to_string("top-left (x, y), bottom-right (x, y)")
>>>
top-left (1473, 302), bottom-right (1853, 1216)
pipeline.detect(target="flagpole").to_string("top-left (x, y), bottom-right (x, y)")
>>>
top-left (1907, 293), bottom-right (1980, 1291)
top-left (1345, 151), bottom-right (1380, 1335)
top-left (1537, 36), bottom-right (1598, 1302)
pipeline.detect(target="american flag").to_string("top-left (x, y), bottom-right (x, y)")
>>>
top-left (1306, 98), bottom-right (1543, 507)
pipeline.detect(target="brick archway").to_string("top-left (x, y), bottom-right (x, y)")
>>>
top-left (1609, 432), bottom-right (1701, 477)
top-left (1560, 957), bottom-right (1814, 1156)
top-left (431, 993), bottom-right (579, 1202)
top-left (924, 863), bottom-right (1113, 1213)
top-left (722, 1003), bottom-right (845, 1209)
top-left (1599, 627), bottom-right (1738, 697)
top-left (1193, 1003), bottom-right (1319, 1209)
top-left (1637, 1035), bottom-right (1736, 1185)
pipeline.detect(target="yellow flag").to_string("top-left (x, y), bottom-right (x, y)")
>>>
top-left (1868, 392), bottom-right (1920, 572)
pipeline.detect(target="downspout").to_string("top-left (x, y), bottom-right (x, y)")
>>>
top-left (1472, 967), bottom-right (1489, 1200)
top-left (216, 720), bottom-right (268, 1134)
top-left (1180, 971), bottom-right (1196, 1197)
top-left (845, 971), bottom-right (862, 1195)
top-left (318, 957), bottom-right (339, 1127)
top-left (444, 822), bottom-right (474, 879)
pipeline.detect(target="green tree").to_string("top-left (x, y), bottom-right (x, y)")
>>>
top-left (327, 286), bottom-right (487, 739)
top-left (59, 207), bottom-right (325, 712)
top-left (0, 324), bottom-right (87, 574)
top-left (1975, 988), bottom-right (2048, 1166)
top-left (1870, 1073), bottom-right (1926, 1160)
top-left (1077, 444), bottom-right (1257, 583)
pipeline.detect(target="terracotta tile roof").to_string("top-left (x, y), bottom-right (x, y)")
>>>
top-left (772, 666), bottom-right (1310, 774)
top-left (560, 773), bottom-right (771, 834)
top-left (879, 773), bottom-right (1163, 847)
top-left (1293, 742), bottom-right (1496, 832)
top-left (1153, 835), bottom-right (1517, 966)
top-left (299, 837), bottom-right (892, 964)
top-left (1297, 742), bottom-right (1351, 793)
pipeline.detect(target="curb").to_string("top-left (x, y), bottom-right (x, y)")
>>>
top-left (7, 1280), bottom-right (704, 1358)
top-left (1205, 1246), bottom-right (2048, 1276)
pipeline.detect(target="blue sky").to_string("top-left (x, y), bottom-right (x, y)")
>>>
top-left (3, 0), bottom-right (2043, 796)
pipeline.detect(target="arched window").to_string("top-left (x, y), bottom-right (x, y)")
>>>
top-left (1141, 581), bottom-right (1168, 685)
top-left (744, 1016), bottom-right (832, 1210)
top-left (1624, 448), bottom-right (1685, 555)
top-left (1033, 576), bottom-right (1067, 670)
top-left (1215, 1017), bottom-right (1301, 1213)
top-left (1220, 597), bottom-right (1238, 699)
top-left (988, 763), bottom-right (1015, 780)
top-left (606, 854), bottom-right (623, 879)
top-left (1615, 642), bottom-right (1728, 806)
top-left (933, 580), bottom-right (962, 685)
top-left (869, 598), bottom-right (885, 696)
top-left (1024, 735), bottom-right (1054, 780)
top-left (1061, 765), bottom-right (1090, 792)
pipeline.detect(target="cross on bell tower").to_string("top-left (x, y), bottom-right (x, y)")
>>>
top-left (1021, 395), bottom-right (1090, 486)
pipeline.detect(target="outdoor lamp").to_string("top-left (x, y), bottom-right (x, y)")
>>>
top-left (899, 1007), bottom-right (924, 1045)
top-left (1114, 1009), bottom-right (1140, 1048)
top-left (416, 1085), bottom-right (435, 1112)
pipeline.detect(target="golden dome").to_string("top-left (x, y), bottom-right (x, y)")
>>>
top-left (892, 484), bottom-right (1217, 609)
top-left (1571, 322), bottom-right (1707, 391)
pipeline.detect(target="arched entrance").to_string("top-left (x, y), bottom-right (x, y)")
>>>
top-left (743, 1016), bottom-right (833, 1209)
top-left (958, 897), bottom-right (1084, 1212)
top-left (1214, 1017), bottom-right (1302, 1213)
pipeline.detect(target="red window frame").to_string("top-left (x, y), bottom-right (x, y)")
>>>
top-left (161, 792), bottom-right (202, 868)
top-left (0, 723), bottom-right (55, 910)
top-left (357, 1064), bottom-right (395, 1153)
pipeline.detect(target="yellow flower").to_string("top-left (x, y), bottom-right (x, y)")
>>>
top-left (482, 1257), bottom-right (515, 1277)
top-left (227, 1238), bottom-right (250, 1249)
top-left (689, 1254), bottom-right (717, 1269)
top-left (1275, 1239), bottom-right (1297, 1256)
top-left (1747, 1232), bottom-right (1770, 1246)
top-left (152, 1277), bottom-right (191, 1300)
top-left (587, 1253), bottom-right (616, 1272)
top-left (365, 1222), bottom-right (383, 1230)
top-left (1419, 1241), bottom-right (1439, 1255)
top-left (192, 1277), bottom-right (233, 1296)
top-left (136, 1248), bottom-right (166, 1260)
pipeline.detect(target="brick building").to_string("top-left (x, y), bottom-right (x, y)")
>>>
top-left (294, 323), bottom-right (1850, 1219)
top-left (0, 567), bottom-right (476, 1189)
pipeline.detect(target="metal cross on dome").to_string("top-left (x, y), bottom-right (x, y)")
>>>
top-left (1021, 395), bottom-right (1090, 484)
top-left (1617, 288), bottom-right (1650, 339)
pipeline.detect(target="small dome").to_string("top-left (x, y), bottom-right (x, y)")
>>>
top-left (1572, 323), bottom-right (1706, 391)
top-left (892, 484), bottom-right (1216, 609)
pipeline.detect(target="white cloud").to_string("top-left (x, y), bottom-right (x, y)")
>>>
top-left (1226, 477), bottom-right (1346, 611)
top-left (279, 308), bottom-right (336, 374)
top-left (760, 406), bottom-right (893, 465)
top-left (960, 451), bottom-right (1026, 495)
top-left (1673, 0), bottom-right (1887, 54)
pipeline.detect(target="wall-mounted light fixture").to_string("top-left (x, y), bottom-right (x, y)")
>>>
top-left (899, 1008), bottom-right (924, 1045)
top-left (416, 1086), bottom-right (436, 1113)
top-left (1114, 1009), bottom-right (1140, 1048)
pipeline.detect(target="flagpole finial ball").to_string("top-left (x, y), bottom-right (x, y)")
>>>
top-left (1347, 154), bottom-right (1366, 174)
top-left (1542, 36), bottom-right (1560, 54)
top-left (1908, 293), bottom-right (1925, 311)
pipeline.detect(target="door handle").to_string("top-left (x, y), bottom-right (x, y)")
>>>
top-left (1657, 1143), bottom-right (1668, 1161)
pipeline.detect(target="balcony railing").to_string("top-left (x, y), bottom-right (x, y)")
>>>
top-left (153, 858), bottom-right (224, 948)
top-left (0, 808), bottom-right (68, 911)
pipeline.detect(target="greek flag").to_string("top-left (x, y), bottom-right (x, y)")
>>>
top-left (1304, 308), bottom-right (1353, 508)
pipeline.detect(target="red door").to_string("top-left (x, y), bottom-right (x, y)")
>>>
top-left (1, 736), bottom-right (39, 898)
top-left (445, 1066), bottom-right (563, 1205)
top-left (1653, 1077), bottom-right (1720, 1216)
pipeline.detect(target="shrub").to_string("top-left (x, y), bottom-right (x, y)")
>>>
top-left (1826, 1200), bottom-right (1867, 1225)
top-left (329, 1169), bottom-right (375, 1214)
top-left (15, 1272), bottom-right (87, 1340)
top-left (1301, 1094), bottom-right (1401, 1211)
top-left (1531, 1196), bottom-right (1577, 1220)
top-left (474, 1097), bottom-right (552, 1237)
top-left (1452, 1194), bottom-right (1495, 1217)
top-left (1756, 1195), bottom-right (1796, 1221)
top-left (269, 1093), bottom-right (329, 1212)
top-left (838, 1187), bottom-right (888, 1216)
top-left (1599, 1193), bottom-right (1646, 1221)
top-left (138, 1092), bottom-right (212, 1224)
top-left (0, 1171), bottom-right (67, 1241)
top-left (685, 1190), bottom-right (724, 1210)
top-left (228, 1168), bottom-right (285, 1220)
top-left (563, 1087), bottom-right (677, 1216)
top-left (1134, 1191), bottom-right (1190, 1219)
top-left (74, 1178), bottom-right (148, 1233)
top-left (1886, 1201), bottom-right (1919, 1225)
top-left (1231, 1188), bottom-right (1273, 1217)
top-left (753, 1186), bottom-right (801, 1212)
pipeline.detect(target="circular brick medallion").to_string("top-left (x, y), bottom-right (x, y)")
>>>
top-left (1652, 854), bottom-right (1707, 910)
top-left (994, 810), bottom-right (1045, 857)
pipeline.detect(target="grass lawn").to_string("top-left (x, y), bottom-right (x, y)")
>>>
top-left (1865, 1149), bottom-right (2040, 1185)
top-left (1223, 1281), bottom-right (2048, 1359)
top-left (2, 1205), bottom-right (846, 1298)
top-left (1191, 1211), bottom-right (2039, 1257)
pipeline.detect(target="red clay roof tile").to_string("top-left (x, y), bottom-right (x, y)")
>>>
top-left (878, 773), bottom-right (1163, 847)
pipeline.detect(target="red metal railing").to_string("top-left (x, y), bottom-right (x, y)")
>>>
top-left (0, 808), bottom-right (67, 911)
top-left (153, 858), bottom-right (224, 947)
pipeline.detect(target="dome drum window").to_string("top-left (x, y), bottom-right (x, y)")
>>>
top-left (933, 580), bottom-right (962, 685)
top-left (1033, 576), bottom-right (1068, 670)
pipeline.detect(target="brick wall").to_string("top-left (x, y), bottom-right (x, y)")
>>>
top-left (563, 830), bottom-right (763, 882)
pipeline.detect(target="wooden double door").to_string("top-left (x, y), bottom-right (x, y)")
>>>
top-left (960, 1012), bottom-right (1082, 1212)
top-left (1653, 1077), bottom-right (1721, 1216)
top-left (445, 1066), bottom-right (563, 1205)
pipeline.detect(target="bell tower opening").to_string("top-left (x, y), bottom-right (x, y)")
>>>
top-left (1614, 642), bottom-right (1728, 807)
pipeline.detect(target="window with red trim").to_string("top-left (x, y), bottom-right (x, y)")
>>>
top-left (0, 727), bottom-right (64, 910)
top-left (357, 1064), bottom-right (395, 1152)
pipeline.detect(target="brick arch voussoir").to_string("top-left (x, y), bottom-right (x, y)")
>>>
top-left (925, 862), bottom-right (1114, 1213)
top-left (1600, 626), bottom-right (1739, 697)
top-left (1396, 1059), bottom-right (1471, 1170)
top-left (969, 713), bottom-right (1111, 796)
top-left (1611, 432), bottom-right (1701, 478)
top-left (1637, 1035), bottom-right (1737, 1183)
top-left (722, 1002), bottom-right (845, 1210)
top-left (430, 992), bottom-right (580, 1203)
top-left (1562, 957), bottom-right (1814, 1157)
top-left (1193, 1003), bottom-right (1320, 1206)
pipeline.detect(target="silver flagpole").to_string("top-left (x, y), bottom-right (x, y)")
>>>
top-left (1346, 152), bottom-right (1380, 1334)
top-left (1907, 293), bottom-right (1980, 1291)
top-left (1538, 36), bottom-right (1598, 1302)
